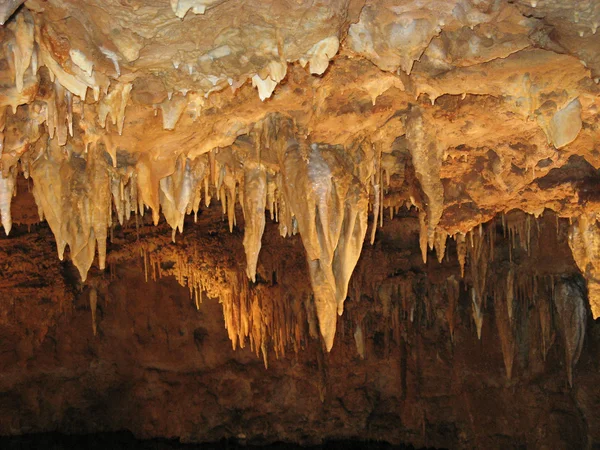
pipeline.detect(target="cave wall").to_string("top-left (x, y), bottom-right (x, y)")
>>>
top-left (1, 187), bottom-right (600, 449)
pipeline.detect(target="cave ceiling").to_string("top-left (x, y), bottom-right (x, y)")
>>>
top-left (0, 0), bottom-right (599, 351)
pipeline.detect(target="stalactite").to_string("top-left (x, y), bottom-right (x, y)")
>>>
top-left (90, 287), bottom-right (98, 336)
top-left (0, 167), bottom-right (16, 235)
top-left (354, 322), bottom-right (365, 359)
top-left (568, 213), bottom-right (600, 319)
top-left (10, 9), bottom-right (34, 94)
top-left (98, 82), bottom-right (132, 139)
top-left (135, 156), bottom-right (161, 225)
top-left (446, 276), bottom-right (459, 343)
top-left (30, 139), bottom-right (110, 280)
top-left (553, 276), bottom-right (587, 387)
top-left (241, 161), bottom-right (267, 282)
top-left (504, 211), bottom-right (536, 256)
top-left (418, 209), bottom-right (428, 264)
top-left (456, 232), bottom-right (467, 278)
top-left (506, 266), bottom-right (514, 321)
top-left (434, 230), bottom-right (447, 264)
top-left (405, 105), bottom-right (444, 249)
top-left (159, 155), bottom-right (207, 237)
top-left (471, 287), bottom-right (484, 340)
top-left (370, 145), bottom-right (381, 245)
top-left (469, 228), bottom-right (489, 339)
top-left (538, 286), bottom-right (554, 362)
top-left (273, 116), bottom-right (370, 351)
top-left (493, 270), bottom-right (516, 380)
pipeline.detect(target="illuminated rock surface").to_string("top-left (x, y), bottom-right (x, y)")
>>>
top-left (0, 0), bottom-right (600, 448)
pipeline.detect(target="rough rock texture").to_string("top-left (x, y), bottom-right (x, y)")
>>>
top-left (1, 185), bottom-right (600, 449)
top-left (1, 0), bottom-right (600, 448)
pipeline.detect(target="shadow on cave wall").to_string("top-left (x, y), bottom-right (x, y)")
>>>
top-left (0, 432), bottom-right (442, 450)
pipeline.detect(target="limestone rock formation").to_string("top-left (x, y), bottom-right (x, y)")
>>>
top-left (2, 0), bottom-right (597, 349)
top-left (0, 0), bottom-right (600, 446)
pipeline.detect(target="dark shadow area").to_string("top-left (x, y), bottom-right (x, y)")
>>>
top-left (0, 432), bottom-right (442, 450)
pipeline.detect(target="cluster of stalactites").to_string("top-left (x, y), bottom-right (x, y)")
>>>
top-left (138, 244), bottom-right (317, 369)
top-left (1, 7), bottom-right (580, 356)
top-left (23, 138), bottom-right (111, 281)
top-left (406, 105), bottom-right (444, 260)
top-left (0, 7), bottom-right (408, 352)
top-left (7, 96), bottom-right (594, 364)
top-left (0, 5), bottom-right (341, 153)
top-left (0, 9), bottom-right (591, 356)
top-left (157, 115), bottom-right (373, 355)
top-left (453, 213), bottom-right (587, 385)
top-left (475, 268), bottom-right (586, 386)
top-left (568, 213), bottom-right (600, 320)
top-left (375, 263), bottom-right (585, 387)
top-left (15, 110), bottom-right (372, 354)
top-left (0, 7), bottom-right (133, 257)
top-left (494, 270), bottom-right (586, 387)
top-left (178, 116), bottom-right (376, 351)
top-left (460, 213), bottom-right (538, 342)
